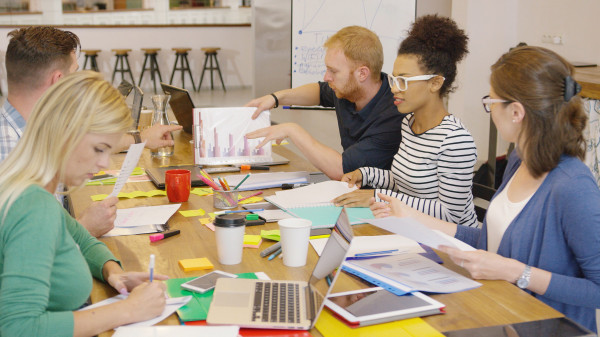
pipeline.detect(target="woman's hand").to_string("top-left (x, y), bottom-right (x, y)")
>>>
top-left (370, 193), bottom-right (416, 218)
top-left (107, 271), bottom-right (169, 295)
top-left (438, 245), bottom-right (524, 282)
top-left (123, 282), bottom-right (167, 322)
top-left (340, 169), bottom-right (363, 188)
top-left (333, 190), bottom-right (374, 207)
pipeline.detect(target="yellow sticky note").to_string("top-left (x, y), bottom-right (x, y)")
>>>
top-left (180, 209), bottom-right (206, 217)
top-left (91, 194), bottom-right (108, 201)
top-left (261, 229), bottom-right (281, 241)
top-left (191, 188), bottom-right (213, 196)
top-left (238, 196), bottom-right (264, 205)
top-left (146, 190), bottom-right (167, 197)
top-left (178, 257), bottom-right (214, 272)
top-left (243, 235), bottom-right (262, 248)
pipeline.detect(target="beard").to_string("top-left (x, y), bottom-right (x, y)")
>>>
top-left (332, 74), bottom-right (364, 103)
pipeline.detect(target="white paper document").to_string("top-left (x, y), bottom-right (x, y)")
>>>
top-left (345, 253), bottom-right (482, 294)
top-left (367, 217), bottom-right (475, 251)
top-left (266, 180), bottom-right (358, 208)
top-left (113, 326), bottom-right (240, 337)
top-left (109, 142), bottom-right (146, 197)
top-left (103, 224), bottom-right (167, 237)
top-left (80, 295), bottom-right (192, 327)
top-left (114, 204), bottom-right (181, 228)
top-left (311, 235), bottom-right (425, 257)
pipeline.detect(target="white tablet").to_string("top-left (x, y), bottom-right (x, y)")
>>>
top-left (324, 287), bottom-right (445, 327)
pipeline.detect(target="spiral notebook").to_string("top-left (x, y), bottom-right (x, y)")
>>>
top-left (264, 181), bottom-right (374, 228)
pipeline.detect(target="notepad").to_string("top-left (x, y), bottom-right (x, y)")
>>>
top-left (178, 258), bottom-right (214, 272)
top-left (264, 181), bottom-right (375, 228)
top-left (224, 171), bottom-right (310, 191)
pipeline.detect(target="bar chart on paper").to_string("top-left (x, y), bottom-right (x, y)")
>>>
top-left (194, 107), bottom-right (273, 165)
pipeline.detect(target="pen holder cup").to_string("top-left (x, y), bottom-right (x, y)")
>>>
top-left (213, 189), bottom-right (239, 209)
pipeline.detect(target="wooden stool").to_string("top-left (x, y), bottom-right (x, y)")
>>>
top-left (138, 48), bottom-right (163, 93)
top-left (197, 47), bottom-right (226, 92)
top-left (82, 49), bottom-right (101, 72)
top-left (111, 49), bottom-right (135, 84)
top-left (169, 48), bottom-right (196, 91)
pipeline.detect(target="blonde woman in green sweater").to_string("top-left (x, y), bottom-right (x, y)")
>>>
top-left (0, 71), bottom-right (167, 336)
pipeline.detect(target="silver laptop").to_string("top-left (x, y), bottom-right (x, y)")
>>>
top-left (207, 208), bottom-right (354, 330)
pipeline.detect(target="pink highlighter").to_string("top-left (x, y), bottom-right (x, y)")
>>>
top-left (149, 230), bottom-right (181, 242)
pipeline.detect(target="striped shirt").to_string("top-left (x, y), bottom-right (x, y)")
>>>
top-left (360, 113), bottom-right (479, 227)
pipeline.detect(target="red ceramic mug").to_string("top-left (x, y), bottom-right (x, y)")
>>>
top-left (165, 169), bottom-right (191, 202)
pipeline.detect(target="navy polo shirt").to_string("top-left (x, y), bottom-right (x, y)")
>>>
top-left (319, 72), bottom-right (405, 173)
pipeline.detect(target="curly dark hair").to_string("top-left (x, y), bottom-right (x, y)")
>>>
top-left (398, 15), bottom-right (468, 96)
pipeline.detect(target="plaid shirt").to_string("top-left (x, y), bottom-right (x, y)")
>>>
top-left (0, 100), bottom-right (25, 162)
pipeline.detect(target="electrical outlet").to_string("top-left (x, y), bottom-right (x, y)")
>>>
top-left (552, 35), bottom-right (563, 45)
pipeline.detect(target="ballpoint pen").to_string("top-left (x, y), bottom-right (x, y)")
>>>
top-left (268, 248), bottom-right (282, 261)
top-left (149, 254), bottom-right (155, 282)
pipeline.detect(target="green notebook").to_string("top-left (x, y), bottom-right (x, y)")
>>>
top-left (165, 272), bottom-right (258, 321)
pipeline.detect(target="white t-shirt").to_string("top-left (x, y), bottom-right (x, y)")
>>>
top-left (486, 174), bottom-right (534, 253)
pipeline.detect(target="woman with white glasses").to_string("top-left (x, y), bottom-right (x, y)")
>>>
top-left (335, 15), bottom-right (478, 228)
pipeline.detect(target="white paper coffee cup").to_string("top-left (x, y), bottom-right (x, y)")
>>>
top-left (214, 214), bottom-right (246, 265)
top-left (278, 218), bottom-right (312, 267)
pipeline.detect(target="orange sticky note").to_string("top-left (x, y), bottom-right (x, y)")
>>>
top-left (178, 257), bottom-right (214, 272)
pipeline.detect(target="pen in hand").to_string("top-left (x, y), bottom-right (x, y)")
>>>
top-left (149, 254), bottom-right (155, 283)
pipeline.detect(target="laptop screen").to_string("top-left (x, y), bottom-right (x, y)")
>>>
top-left (160, 82), bottom-right (194, 134)
top-left (306, 208), bottom-right (354, 324)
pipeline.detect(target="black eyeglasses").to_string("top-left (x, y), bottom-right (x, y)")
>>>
top-left (482, 95), bottom-right (511, 113)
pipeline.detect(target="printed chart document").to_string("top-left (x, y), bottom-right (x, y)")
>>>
top-left (109, 142), bottom-right (146, 198)
top-left (80, 295), bottom-right (192, 327)
top-left (344, 253), bottom-right (481, 294)
top-left (114, 204), bottom-right (181, 228)
top-left (114, 326), bottom-right (239, 337)
top-left (311, 235), bottom-right (425, 257)
top-left (366, 217), bottom-right (475, 251)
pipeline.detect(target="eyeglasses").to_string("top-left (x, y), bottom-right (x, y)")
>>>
top-left (481, 95), bottom-right (511, 113)
top-left (387, 74), bottom-right (443, 91)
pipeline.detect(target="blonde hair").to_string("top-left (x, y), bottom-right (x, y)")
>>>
top-left (324, 26), bottom-right (383, 80)
top-left (0, 71), bottom-right (132, 218)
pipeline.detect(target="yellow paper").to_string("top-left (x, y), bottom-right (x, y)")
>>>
top-left (243, 235), bottom-right (262, 246)
top-left (178, 257), bottom-right (214, 272)
top-left (191, 187), bottom-right (213, 196)
top-left (198, 217), bottom-right (213, 225)
top-left (90, 189), bottom-right (167, 201)
top-left (180, 209), bottom-right (207, 217)
top-left (315, 308), bottom-right (443, 337)
top-left (238, 196), bottom-right (264, 204)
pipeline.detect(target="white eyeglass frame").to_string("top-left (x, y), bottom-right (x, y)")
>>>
top-left (387, 74), bottom-right (443, 91)
top-left (482, 95), bottom-right (511, 113)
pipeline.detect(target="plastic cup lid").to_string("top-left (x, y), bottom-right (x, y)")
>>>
top-left (214, 213), bottom-right (246, 227)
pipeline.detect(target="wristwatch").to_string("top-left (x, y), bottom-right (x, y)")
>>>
top-left (130, 130), bottom-right (142, 144)
top-left (517, 265), bottom-right (532, 289)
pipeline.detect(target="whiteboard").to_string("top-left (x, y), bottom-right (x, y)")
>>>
top-left (291, 0), bottom-right (416, 88)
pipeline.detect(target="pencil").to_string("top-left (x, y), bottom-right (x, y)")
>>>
top-left (233, 173), bottom-right (250, 190)
top-left (237, 191), bottom-right (263, 203)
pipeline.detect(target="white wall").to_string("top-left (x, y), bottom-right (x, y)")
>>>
top-left (0, 26), bottom-right (253, 92)
top-left (450, 0), bottom-right (600, 167)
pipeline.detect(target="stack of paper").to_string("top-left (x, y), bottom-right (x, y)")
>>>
top-left (265, 181), bottom-right (375, 228)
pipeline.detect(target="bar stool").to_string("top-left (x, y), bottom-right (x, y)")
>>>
top-left (169, 48), bottom-right (196, 91)
top-left (138, 48), bottom-right (163, 93)
top-left (197, 47), bottom-right (226, 92)
top-left (111, 49), bottom-right (135, 84)
top-left (81, 49), bottom-right (101, 72)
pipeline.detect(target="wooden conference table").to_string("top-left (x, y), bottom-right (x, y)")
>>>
top-left (69, 130), bottom-right (562, 336)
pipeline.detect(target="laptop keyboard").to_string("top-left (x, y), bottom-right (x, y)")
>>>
top-left (252, 282), bottom-right (301, 323)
